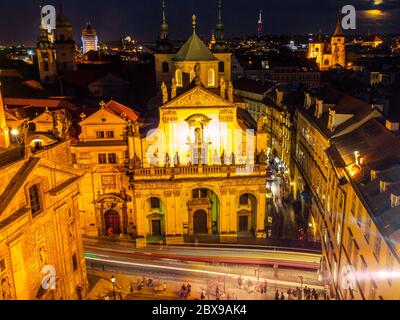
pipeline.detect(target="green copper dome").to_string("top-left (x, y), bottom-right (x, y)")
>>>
top-left (174, 33), bottom-right (218, 62)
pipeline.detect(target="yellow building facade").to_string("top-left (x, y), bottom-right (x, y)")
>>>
top-left (0, 141), bottom-right (88, 300)
top-left (292, 86), bottom-right (400, 300)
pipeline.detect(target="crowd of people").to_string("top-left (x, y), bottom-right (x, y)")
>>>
top-left (275, 286), bottom-right (324, 300)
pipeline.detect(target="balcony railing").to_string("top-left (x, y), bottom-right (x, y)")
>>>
top-left (130, 164), bottom-right (268, 181)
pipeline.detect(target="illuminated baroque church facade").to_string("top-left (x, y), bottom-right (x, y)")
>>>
top-left (74, 5), bottom-right (269, 245)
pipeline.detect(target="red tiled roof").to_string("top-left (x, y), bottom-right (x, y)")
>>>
top-left (3, 98), bottom-right (73, 109)
top-left (105, 100), bottom-right (139, 122)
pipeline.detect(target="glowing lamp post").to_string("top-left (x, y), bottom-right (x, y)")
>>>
top-left (111, 275), bottom-right (116, 300)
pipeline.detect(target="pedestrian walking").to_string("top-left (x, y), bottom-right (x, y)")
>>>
top-left (275, 290), bottom-right (280, 300)
top-left (216, 286), bottom-right (221, 300)
top-left (162, 282), bottom-right (167, 291)
top-left (201, 289), bottom-right (206, 300)
top-left (280, 292), bottom-right (285, 300)
top-left (187, 284), bottom-right (192, 296)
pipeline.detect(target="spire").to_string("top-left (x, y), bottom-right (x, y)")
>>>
top-left (159, 0), bottom-right (168, 41)
top-left (192, 14), bottom-right (197, 35)
top-left (213, 0), bottom-right (228, 52)
top-left (162, 0), bottom-right (166, 23)
top-left (258, 10), bottom-right (263, 38)
top-left (216, 0), bottom-right (224, 41)
top-left (333, 11), bottom-right (343, 37)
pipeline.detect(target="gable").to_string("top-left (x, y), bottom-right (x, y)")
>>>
top-left (33, 111), bottom-right (53, 123)
top-left (80, 108), bottom-right (127, 126)
top-left (162, 86), bottom-right (235, 109)
top-left (89, 73), bottom-right (129, 87)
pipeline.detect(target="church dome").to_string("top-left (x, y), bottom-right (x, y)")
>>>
top-left (174, 33), bottom-right (218, 62)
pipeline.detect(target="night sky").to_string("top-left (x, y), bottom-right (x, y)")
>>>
top-left (0, 0), bottom-right (399, 46)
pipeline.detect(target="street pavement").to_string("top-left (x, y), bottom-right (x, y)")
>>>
top-left (85, 242), bottom-right (325, 300)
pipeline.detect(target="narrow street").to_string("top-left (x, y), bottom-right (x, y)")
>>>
top-left (269, 177), bottom-right (299, 240)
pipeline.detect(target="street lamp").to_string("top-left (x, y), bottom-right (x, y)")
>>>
top-left (111, 275), bottom-right (116, 300)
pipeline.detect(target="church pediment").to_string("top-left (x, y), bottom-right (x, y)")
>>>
top-left (80, 108), bottom-right (127, 126)
top-left (161, 86), bottom-right (235, 109)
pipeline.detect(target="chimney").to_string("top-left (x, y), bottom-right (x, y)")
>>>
top-left (386, 120), bottom-right (399, 132)
top-left (315, 99), bottom-right (323, 118)
top-left (276, 89), bottom-right (284, 105)
top-left (304, 92), bottom-right (313, 109)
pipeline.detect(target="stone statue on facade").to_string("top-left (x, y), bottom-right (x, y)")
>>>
top-left (165, 153), bottom-right (171, 168)
top-left (227, 81), bottom-right (234, 102)
top-left (161, 82), bottom-right (168, 104)
top-left (171, 78), bottom-right (177, 99)
top-left (213, 150), bottom-right (220, 165)
top-left (52, 110), bottom-right (71, 140)
top-left (220, 77), bottom-right (226, 99)
top-left (258, 150), bottom-right (266, 165)
top-left (220, 151), bottom-right (226, 165)
top-left (257, 114), bottom-right (268, 132)
top-left (18, 120), bottom-right (29, 145)
top-left (231, 152), bottom-right (236, 165)
top-left (133, 154), bottom-right (142, 169)
top-left (174, 152), bottom-right (180, 167)
top-left (195, 127), bottom-right (202, 144)
top-left (1, 277), bottom-right (12, 300)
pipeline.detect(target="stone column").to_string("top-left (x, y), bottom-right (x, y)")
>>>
top-left (166, 190), bottom-right (184, 245)
top-left (133, 192), bottom-right (146, 248)
top-left (256, 186), bottom-right (267, 238)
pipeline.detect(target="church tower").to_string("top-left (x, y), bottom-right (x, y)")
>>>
top-left (55, 6), bottom-right (77, 74)
top-left (0, 82), bottom-right (10, 149)
top-left (156, 0), bottom-right (173, 53)
top-left (213, 0), bottom-right (227, 52)
top-left (36, 14), bottom-right (57, 84)
top-left (210, 0), bottom-right (232, 82)
top-left (331, 17), bottom-right (346, 67)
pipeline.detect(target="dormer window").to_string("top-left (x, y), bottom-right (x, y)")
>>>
top-left (391, 194), bottom-right (400, 208)
top-left (380, 181), bottom-right (389, 193)
top-left (328, 109), bottom-right (336, 131)
top-left (371, 170), bottom-right (378, 181)
top-left (315, 99), bottom-right (323, 118)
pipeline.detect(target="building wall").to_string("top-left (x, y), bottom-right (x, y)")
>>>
top-left (292, 107), bottom-right (400, 300)
top-left (0, 142), bottom-right (88, 300)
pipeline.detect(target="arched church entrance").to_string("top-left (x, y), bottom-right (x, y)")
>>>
top-left (194, 210), bottom-right (208, 234)
top-left (104, 210), bottom-right (121, 235)
top-left (146, 197), bottom-right (166, 244)
top-left (187, 188), bottom-right (220, 238)
top-left (237, 193), bottom-right (257, 236)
